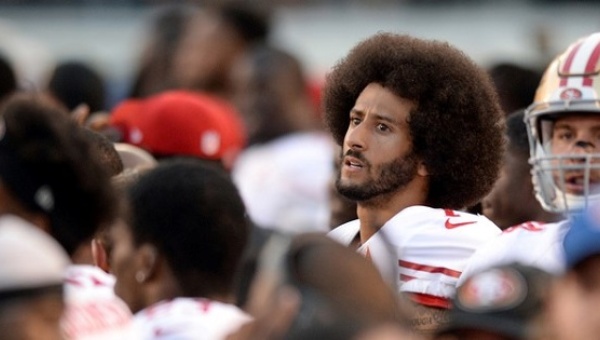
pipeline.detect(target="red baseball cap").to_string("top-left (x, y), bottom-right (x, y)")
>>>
top-left (109, 91), bottom-right (246, 167)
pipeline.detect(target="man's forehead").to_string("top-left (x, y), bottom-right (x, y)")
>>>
top-left (551, 113), bottom-right (600, 126)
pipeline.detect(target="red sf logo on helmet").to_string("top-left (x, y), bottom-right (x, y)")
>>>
top-left (560, 88), bottom-right (582, 100)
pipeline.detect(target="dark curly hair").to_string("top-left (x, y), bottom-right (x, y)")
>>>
top-left (323, 33), bottom-right (504, 209)
top-left (0, 94), bottom-right (117, 256)
top-left (127, 159), bottom-right (250, 297)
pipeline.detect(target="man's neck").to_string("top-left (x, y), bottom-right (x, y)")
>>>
top-left (356, 183), bottom-right (427, 244)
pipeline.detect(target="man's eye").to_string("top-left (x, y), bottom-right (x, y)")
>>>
top-left (377, 124), bottom-right (389, 132)
top-left (350, 118), bottom-right (361, 125)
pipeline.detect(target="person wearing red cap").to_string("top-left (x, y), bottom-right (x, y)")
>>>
top-left (109, 90), bottom-right (246, 171)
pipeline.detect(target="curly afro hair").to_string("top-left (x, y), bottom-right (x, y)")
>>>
top-left (323, 33), bottom-right (504, 209)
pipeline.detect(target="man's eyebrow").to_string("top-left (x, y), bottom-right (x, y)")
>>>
top-left (350, 108), bottom-right (403, 126)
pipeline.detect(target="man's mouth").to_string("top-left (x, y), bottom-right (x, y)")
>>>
top-left (562, 173), bottom-right (596, 194)
top-left (344, 156), bottom-right (364, 169)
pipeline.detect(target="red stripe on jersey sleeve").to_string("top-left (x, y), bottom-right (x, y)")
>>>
top-left (408, 293), bottom-right (451, 309)
top-left (398, 260), bottom-right (462, 278)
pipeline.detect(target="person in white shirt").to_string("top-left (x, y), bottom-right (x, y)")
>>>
top-left (108, 159), bottom-right (251, 339)
top-left (0, 215), bottom-right (71, 340)
top-left (0, 94), bottom-right (134, 339)
top-left (459, 32), bottom-right (600, 285)
top-left (323, 33), bottom-right (504, 333)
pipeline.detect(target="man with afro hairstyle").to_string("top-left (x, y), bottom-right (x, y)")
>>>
top-left (326, 33), bottom-right (504, 334)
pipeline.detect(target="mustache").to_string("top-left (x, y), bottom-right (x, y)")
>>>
top-left (342, 149), bottom-right (369, 166)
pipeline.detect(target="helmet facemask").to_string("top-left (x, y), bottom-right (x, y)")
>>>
top-left (525, 32), bottom-right (600, 215)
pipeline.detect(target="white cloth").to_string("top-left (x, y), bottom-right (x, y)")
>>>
top-left (232, 132), bottom-right (334, 233)
top-left (62, 265), bottom-right (135, 340)
top-left (457, 220), bottom-right (570, 286)
top-left (328, 206), bottom-right (501, 301)
top-left (133, 298), bottom-right (251, 340)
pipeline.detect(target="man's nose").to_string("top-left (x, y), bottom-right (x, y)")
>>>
top-left (345, 125), bottom-right (367, 151)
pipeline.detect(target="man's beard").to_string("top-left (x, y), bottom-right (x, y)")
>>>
top-left (335, 149), bottom-right (419, 202)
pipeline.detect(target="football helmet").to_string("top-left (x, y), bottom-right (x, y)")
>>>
top-left (525, 32), bottom-right (600, 214)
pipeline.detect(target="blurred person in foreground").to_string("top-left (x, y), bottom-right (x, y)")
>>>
top-left (227, 232), bottom-right (422, 340)
top-left (481, 109), bottom-right (562, 230)
top-left (435, 263), bottom-right (554, 340)
top-left (324, 32), bottom-right (504, 334)
top-left (108, 159), bottom-right (251, 339)
top-left (0, 215), bottom-right (71, 340)
top-left (459, 31), bottom-right (600, 284)
top-left (547, 203), bottom-right (600, 340)
top-left (0, 94), bottom-right (133, 338)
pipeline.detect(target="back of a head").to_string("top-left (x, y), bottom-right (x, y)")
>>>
top-left (127, 158), bottom-right (250, 296)
top-left (506, 109), bottom-right (530, 158)
top-left (488, 62), bottom-right (542, 115)
top-left (82, 128), bottom-right (124, 177)
top-left (216, 2), bottom-right (271, 45)
top-left (0, 54), bottom-right (17, 102)
top-left (0, 94), bottom-right (117, 256)
top-left (272, 233), bottom-right (402, 334)
top-left (47, 61), bottom-right (106, 113)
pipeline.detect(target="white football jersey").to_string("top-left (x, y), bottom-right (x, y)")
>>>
top-left (133, 298), bottom-right (251, 340)
top-left (62, 265), bottom-right (135, 340)
top-left (457, 220), bottom-right (570, 286)
top-left (328, 205), bottom-right (501, 307)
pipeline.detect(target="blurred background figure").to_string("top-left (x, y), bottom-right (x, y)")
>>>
top-left (228, 44), bottom-right (322, 146)
top-left (435, 263), bottom-right (554, 340)
top-left (547, 204), bottom-right (600, 340)
top-left (0, 54), bottom-right (17, 103)
top-left (229, 44), bottom-right (334, 233)
top-left (481, 109), bottom-right (562, 230)
top-left (466, 62), bottom-right (543, 215)
top-left (487, 62), bottom-right (543, 116)
top-left (328, 145), bottom-right (358, 230)
top-left (0, 215), bottom-right (71, 340)
top-left (128, 4), bottom-right (198, 99)
top-left (109, 159), bottom-right (251, 339)
top-left (46, 60), bottom-right (107, 113)
top-left (173, 2), bottom-right (271, 99)
top-left (109, 90), bottom-right (246, 171)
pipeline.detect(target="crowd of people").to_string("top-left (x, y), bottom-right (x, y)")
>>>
top-left (1, 2), bottom-right (600, 339)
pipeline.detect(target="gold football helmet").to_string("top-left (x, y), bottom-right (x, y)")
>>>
top-left (525, 32), bottom-right (600, 214)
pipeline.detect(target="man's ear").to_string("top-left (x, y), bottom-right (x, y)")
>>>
top-left (91, 238), bottom-right (110, 273)
top-left (137, 244), bottom-right (159, 282)
top-left (417, 160), bottom-right (429, 177)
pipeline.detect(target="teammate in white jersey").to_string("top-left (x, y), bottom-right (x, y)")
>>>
top-left (108, 160), bottom-right (251, 339)
top-left (459, 32), bottom-right (600, 284)
top-left (322, 33), bottom-right (505, 333)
